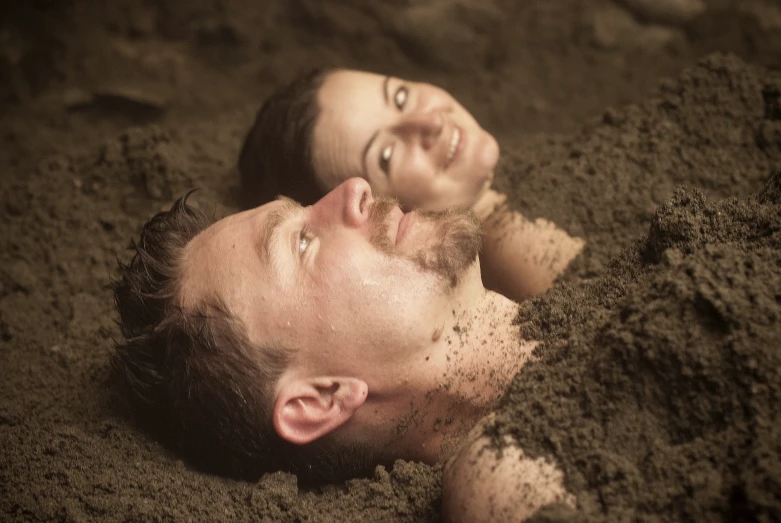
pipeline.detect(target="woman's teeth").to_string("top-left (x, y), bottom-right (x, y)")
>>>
top-left (446, 128), bottom-right (461, 166)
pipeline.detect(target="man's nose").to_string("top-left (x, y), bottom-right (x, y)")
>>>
top-left (393, 111), bottom-right (443, 149)
top-left (312, 177), bottom-right (372, 229)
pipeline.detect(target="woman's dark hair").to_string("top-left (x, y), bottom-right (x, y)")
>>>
top-left (238, 69), bottom-right (332, 209)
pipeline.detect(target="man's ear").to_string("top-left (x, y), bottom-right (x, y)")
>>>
top-left (273, 376), bottom-right (368, 445)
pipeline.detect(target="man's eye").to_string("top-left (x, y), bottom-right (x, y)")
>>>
top-left (379, 145), bottom-right (393, 175)
top-left (298, 227), bottom-right (313, 256)
top-left (394, 86), bottom-right (408, 110)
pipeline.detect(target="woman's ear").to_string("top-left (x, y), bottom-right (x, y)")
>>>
top-left (273, 377), bottom-right (368, 445)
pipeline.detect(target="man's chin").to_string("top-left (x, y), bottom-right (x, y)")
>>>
top-left (412, 210), bottom-right (484, 281)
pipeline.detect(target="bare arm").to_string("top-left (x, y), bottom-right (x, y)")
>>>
top-left (473, 189), bottom-right (585, 303)
top-left (442, 414), bottom-right (574, 523)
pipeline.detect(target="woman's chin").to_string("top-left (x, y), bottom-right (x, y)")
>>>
top-left (465, 131), bottom-right (499, 177)
top-left (481, 134), bottom-right (500, 172)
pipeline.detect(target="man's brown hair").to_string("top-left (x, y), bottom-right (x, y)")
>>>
top-left (113, 194), bottom-right (384, 483)
top-left (238, 69), bottom-right (331, 210)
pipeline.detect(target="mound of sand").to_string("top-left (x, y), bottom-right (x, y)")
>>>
top-left (501, 170), bottom-right (781, 521)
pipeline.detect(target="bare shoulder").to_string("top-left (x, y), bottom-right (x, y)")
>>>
top-left (442, 414), bottom-right (575, 523)
top-left (475, 188), bottom-right (585, 301)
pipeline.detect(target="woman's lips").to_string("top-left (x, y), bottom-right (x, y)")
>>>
top-left (444, 125), bottom-right (464, 169)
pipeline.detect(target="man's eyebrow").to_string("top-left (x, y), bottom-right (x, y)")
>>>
top-left (361, 76), bottom-right (391, 176)
top-left (258, 197), bottom-right (302, 266)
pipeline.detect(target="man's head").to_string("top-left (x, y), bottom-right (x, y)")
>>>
top-left (239, 69), bottom-right (499, 212)
top-left (114, 179), bottom-right (496, 482)
top-left (113, 194), bottom-right (302, 480)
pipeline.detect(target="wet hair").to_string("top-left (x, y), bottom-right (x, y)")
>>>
top-left (238, 69), bottom-right (332, 210)
top-left (113, 193), bottom-right (385, 484)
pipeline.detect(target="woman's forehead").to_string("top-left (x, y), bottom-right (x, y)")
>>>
top-left (313, 87), bottom-right (376, 188)
top-left (323, 69), bottom-right (386, 94)
top-left (317, 70), bottom-right (387, 120)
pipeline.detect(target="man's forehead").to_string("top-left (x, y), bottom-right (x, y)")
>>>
top-left (189, 204), bottom-right (263, 255)
top-left (196, 198), bottom-right (293, 246)
top-left (180, 200), bottom-right (289, 308)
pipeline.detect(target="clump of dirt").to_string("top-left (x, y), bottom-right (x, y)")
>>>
top-left (495, 52), bottom-right (781, 280)
top-left (497, 171), bottom-right (781, 522)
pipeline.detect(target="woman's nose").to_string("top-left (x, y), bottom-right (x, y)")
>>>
top-left (394, 111), bottom-right (443, 149)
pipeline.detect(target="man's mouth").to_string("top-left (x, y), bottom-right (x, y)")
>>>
top-left (445, 126), bottom-right (462, 169)
top-left (395, 210), bottom-right (416, 246)
top-left (368, 198), bottom-right (417, 249)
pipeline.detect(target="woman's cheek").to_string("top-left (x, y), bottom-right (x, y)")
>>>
top-left (393, 168), bottom-right (429, 209)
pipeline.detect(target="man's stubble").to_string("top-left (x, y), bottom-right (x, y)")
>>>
top-left (368, 197), bottom-right (484, 283)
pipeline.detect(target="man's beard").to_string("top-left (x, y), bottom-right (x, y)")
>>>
top-left (368, 197), bottom-right (484, 282)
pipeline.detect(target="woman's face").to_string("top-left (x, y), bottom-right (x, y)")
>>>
top-left (312, 70), bottom-right (499, 212)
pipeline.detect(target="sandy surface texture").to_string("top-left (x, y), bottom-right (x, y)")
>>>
top-left (1, 0), bottom-right (780, 521)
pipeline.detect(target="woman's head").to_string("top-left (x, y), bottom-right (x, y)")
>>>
top-left (238, 69), bottom-right (329, 209)
top-left (240, 69), bottom-right (499, 211)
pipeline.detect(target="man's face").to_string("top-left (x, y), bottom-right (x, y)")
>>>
top-left (181, 178), bottom-right (483, 388)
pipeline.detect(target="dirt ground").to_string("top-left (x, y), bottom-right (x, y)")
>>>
top-left (1, 0), bottom-right (780, 521)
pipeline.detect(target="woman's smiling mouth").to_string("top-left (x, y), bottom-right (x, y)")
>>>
top-left (445, 126), bottom-right (462, 169)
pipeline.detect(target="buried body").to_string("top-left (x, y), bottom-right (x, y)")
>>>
top-left (113, 172), bottom-right (781, 521)
top-left (447, 171), bottom-right (781, 522)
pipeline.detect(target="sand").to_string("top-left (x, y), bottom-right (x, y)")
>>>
top-left (501, 167), bottom-right (781, 522)
top-left (1, 0), bottom-right (780, 521)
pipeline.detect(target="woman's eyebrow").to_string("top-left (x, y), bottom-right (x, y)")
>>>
top-left (361, 76), bottom-right (392, 175)
top-left (361, 76), bottom-right (392, 176)
top-left (362, 130), bottom-right (379, 176)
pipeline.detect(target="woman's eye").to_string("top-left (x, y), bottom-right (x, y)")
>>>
top-left (298, 228), bottom-right (313, 256)
top-left (379, 145), bottom-right (393, 175)
top-left (394, 86), bottom-right (408, 110)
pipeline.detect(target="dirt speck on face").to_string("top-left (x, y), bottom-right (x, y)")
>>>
top-left (2, 0), bottom-right (781, 521)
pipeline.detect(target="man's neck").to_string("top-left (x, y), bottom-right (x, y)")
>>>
top-left (368, 282), bottom-right (537, 464)
top-left (419, 288), bottom-right (535, 460)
